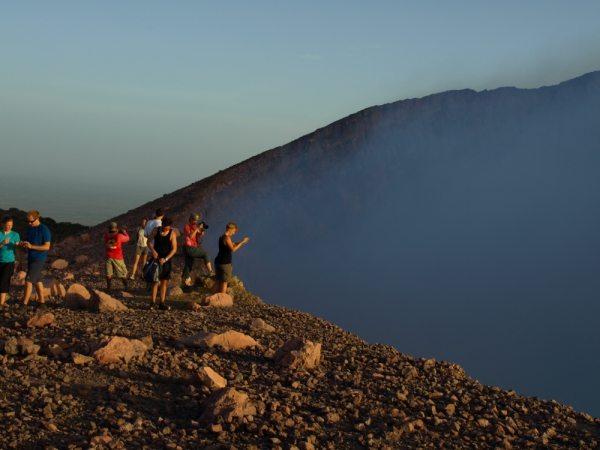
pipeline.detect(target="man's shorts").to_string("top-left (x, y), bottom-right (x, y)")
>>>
top-left (215, 263), bottom-right (233, 283)
top-left (159, 260), bottom-right (172, 281)
top-left (135, 246), bottom-right (148, 256)
top-left (105, 258), bottom-right (128, 278)
top-left (26, 260), bottom-right (45, 284)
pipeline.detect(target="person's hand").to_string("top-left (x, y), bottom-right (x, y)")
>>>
top-left (22, 241), bottom-right (31, 249)
top-left (2, 238), bottom-right (9, 246)
top-left (159, 258), bottom-right (166, 264)
top-left (242, 237), bottom-right (250, 244)
top-left (152, 250), bottom-right (159, 259)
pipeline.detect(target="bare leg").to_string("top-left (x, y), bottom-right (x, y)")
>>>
top-left (211, 281), bottom-right (220, 294)
top-left (23, 281), bottom-right (33, 305)
top-left (36, 281), bottom-right (45, 304)
top-left (206, 262), bottom-right (213, 273)
top-left (0, 293), bottom-right (6, 305)
top-left (219, 281), bottom-right (228, 294)
top-left (160, 280), bottom-right (168, 303)
top-left (106, 276), bottom-right (112, 290)
top-left (141, 254), bottom-right (147, 274)
top-left (151, 282), bottom-right (159, 304)
top-left (131, 254), bottom-right (140, 278)
top-left (121, 277), bottom-right (129, 289)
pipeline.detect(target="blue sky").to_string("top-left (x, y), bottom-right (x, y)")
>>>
top-left (1, 1), bottom-right (600, 223)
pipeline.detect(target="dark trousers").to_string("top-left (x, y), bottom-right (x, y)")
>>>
top-left (182, 246), bottom-right (211, 279)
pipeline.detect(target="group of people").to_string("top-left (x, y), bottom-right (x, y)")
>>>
top-left (0, 208), bottom-right (250, 314)
top-left (0, 210), bottom-right (52, 315)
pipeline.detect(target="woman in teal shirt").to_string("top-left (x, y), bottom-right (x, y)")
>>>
top-left (0, 216), bottom-right (22, 309)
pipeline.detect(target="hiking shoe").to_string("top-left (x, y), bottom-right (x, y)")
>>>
top-left (149, 303), bottom-right (157, 310)
top-left (129, 276), bottom-right (135, 280)
top-left (36, 303), bottom-right (48, 312)
top-left (15, 305), bottom-right (29, 316)
top-left (158, 303), bottom-right (170, 311)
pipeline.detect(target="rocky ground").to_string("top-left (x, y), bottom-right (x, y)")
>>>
top-left (1, 235), bottom-right (599, 450)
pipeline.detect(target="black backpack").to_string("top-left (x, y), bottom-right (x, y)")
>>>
top-left (142, 258), bottom-right (162, 283)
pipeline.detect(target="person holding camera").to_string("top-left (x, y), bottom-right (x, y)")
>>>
top-left (103, 222), bottom-right (130, 290)
top-left (182, 213), bottom-right (213, 286)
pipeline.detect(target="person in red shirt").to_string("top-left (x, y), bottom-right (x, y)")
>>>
top-left (104, 222), bottom-right (130, 290)
top-left (182, 213), bottom-right (213, 286)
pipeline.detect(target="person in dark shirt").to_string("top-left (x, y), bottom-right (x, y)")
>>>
top-left (147, 217), bottom-right (177, 310)
top-left (15, 210), bottom-right (51, 315)
top-left (211, 222), bottom-right (249, 295)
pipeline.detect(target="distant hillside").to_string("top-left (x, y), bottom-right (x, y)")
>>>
top-left (0, 207), bottom-right (88, 243)
top-left (65, 70), bottom-right (600, 415)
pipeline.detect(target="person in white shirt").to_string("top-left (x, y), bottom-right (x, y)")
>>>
top-left (130, 218), bottom-right (148, 280)
top-left (144, 208), bottom-right (164, 243)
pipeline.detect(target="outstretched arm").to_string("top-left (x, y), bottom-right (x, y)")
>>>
top-left (224, 235), bottom-right (250, 253)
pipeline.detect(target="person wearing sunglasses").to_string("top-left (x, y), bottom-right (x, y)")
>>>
top-left (0, 216), bottom-right (23, 311)
top-left (15, 210), bottom-right (51, 315)
top-left (182, 213), bottom-right (213, 286)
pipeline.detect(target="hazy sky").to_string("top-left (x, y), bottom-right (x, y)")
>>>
top-left (1, 1), bottom-right (600, 223)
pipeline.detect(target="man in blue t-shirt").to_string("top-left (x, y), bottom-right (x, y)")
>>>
top-left (15, 210), bottom-right (51, 315)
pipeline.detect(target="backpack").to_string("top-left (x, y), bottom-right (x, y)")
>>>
top-left (142, 258), bottom-right (162, 283)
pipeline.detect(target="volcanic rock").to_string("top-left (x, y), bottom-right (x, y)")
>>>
top-left (75, 255), bottom-right (88, 264)
top-left (198, 387), bottom-right (256, 426)
top-left (93, 336), bottom-right (147, 364)
top-left (178, 330), bottom-right (259, 351)
top-left (249, 318), bottom-right (275, 332)
top-left (26, 312), bottom-right (54, 328)
top-left (191, 367), bottom-right (228, 390)
top-left (72, 353), bottom-right (95, 365)
top-left (90, 289), bottom-right (130, 313)
top-left (200, 293), bottom-right (233, 307)
top-left (51, 259), bottom-right (69, 270)
top-left (166, 286), bottom-right (183, 296)
top-left (273, 338), bottom-right (321, 369)
top-left (80, 233), bottom-right (90, 243)
top-left (63, 283), bottom-right (91, 309)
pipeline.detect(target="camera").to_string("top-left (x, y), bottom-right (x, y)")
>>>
top-left (198, 222), bottom-right (209, 230)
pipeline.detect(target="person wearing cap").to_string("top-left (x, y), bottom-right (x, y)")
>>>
top-left (103, 222), bottom-right (130, 290)
top-left (182, 213), bottom-right (213, 286)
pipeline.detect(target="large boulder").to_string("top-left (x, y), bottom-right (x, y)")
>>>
top-left (63, 284), bottom-right (91, 310)
top-left (93, 337), bottom-right (147, 364)
top-left (273, 338), bottom-right (321, 370)
top-left (191, 367), bottom-right (228, 390)
top-left (51, 259), bottom-right (68, 270)
top-left (178, 330), bottom-right (259, 351)
top-left (200, 293), bottom-right (233, 307)
top-left (90, 290), bottom-right (130, 313)
top-left (27, 312), bottom-right (55, 328)
top-left (198, 388), bottom-right (256, 426)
